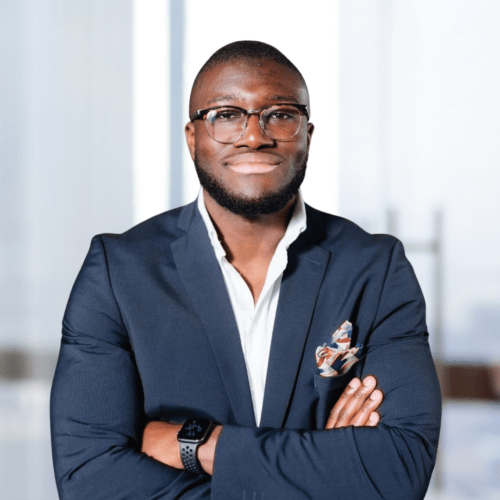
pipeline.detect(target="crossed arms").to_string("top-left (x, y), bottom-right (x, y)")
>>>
top-left (141, 375), bottom-right (384, 475)
top-left (50, 235), bottom-right (441, 499)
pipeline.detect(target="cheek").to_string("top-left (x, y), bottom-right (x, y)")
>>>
top-left (286, 142), bottom-right (309, 168)
top-left (195, 143), bottom-right (222, 172)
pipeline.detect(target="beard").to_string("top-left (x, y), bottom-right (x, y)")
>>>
top-left (194, 153), bottom-right (307, 218)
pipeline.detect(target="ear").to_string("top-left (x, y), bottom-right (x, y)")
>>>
top-left (185, 121), bottom-right (195, 161)
top-left (306, 122), bottom-right (314, 150)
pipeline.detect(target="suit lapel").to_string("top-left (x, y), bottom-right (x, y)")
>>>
top-left (171, 203), bottom-right (256, 427)
top-left (260, 207), bottom-right (330, 428)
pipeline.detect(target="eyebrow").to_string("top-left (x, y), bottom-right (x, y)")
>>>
top-left (266, 94), bottom-right (300, 103)
top-left (206, 93), bottom-right (301, 106)
top-left (206, 94), bottom-right (238, 105)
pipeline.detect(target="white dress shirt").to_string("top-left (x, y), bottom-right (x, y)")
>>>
top-left (197, 190), bottom-right (307, 425)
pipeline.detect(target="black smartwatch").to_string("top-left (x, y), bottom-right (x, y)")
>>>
top-left (177, 417), bottom-right (214, 474)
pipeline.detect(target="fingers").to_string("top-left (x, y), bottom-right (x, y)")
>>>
top-left (334, 376), bottom-right (378, 428)
top-left (325, 375), bottom-right (383, 429)
top-left (325, 377), bottom-right (362, 429)
top-left (366, 411), bottom-right (380, 427)
top-left (349, 388), bottom-right (383, 427)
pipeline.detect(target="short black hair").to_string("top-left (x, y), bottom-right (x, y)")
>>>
top-left (189, 40), bottom-right (308, 114)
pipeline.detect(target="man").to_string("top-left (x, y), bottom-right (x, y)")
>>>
top-left (51, 41), bottom-right (441, 499)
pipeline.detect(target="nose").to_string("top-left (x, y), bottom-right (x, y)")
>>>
top-left (232, 114), bottom-right (275, 149)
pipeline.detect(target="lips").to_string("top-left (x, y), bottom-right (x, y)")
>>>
top-left (224, 153), bottom-right (282, 174)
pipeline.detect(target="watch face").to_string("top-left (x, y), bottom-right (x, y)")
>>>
top-left (177, 418), bottom-right (212, 443)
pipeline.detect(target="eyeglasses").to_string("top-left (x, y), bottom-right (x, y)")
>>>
top-left (190, 103), bottom-right (309, 144)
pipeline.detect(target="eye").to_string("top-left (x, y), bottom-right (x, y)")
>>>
top-left (269, 111), bottom-right (293, 120)
top-left (208, 108), bottom-right (243, 123)
top-left (265, 106), bottom-right (300, 123)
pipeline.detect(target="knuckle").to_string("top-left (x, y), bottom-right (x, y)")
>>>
top-left (337, 393), bottom-right (349, 403)
top-left (354, 388), bottom-right (367, 399)
top-left (359, 404), bottom-right (371, 414)
top-left (328, 408), bottom-right (339, 419)
top-left (337, 409), bottom-right (350, 421)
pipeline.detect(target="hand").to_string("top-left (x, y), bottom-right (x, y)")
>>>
top-left (141, 421), bottom-right (223, 475)
top-left (325, 375), bottom-right (383, 429)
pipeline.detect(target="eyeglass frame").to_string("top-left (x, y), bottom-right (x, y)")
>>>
top-left (189, 103), bottom-right (310, 143)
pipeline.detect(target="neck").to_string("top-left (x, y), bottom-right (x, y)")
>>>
top-left (203, 189), bottom-right (295, 263)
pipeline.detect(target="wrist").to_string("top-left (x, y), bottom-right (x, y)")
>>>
top-left (198, 425), bottom-right (223, 475)
top-left (177, 418), bottom-right (219, 474)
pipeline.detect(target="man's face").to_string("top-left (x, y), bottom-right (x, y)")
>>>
top-left (185, 59), bottom-right (314, 217)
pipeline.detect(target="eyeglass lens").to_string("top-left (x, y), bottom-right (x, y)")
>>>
top-left (205, 105), bottom-right (302, 144)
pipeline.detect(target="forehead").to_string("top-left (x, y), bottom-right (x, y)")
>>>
top-left (191, 59), bottom-right (308, 112)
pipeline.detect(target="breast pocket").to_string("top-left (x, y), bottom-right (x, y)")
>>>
top-left (312, 355), bottom-right (365, 429)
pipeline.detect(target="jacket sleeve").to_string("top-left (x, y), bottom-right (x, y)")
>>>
top-left (50, 236), bottom-right (211, 499)
top-left (211, 240), bottom-right (442, 500)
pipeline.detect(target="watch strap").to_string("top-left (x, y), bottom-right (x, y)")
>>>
top-left (180, 441), bottom-right (203, 474)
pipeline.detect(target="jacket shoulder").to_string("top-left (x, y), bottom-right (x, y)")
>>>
top-left (91, 201), bottom-right (197, 256)
top-left (306, 204), bottom-right (399, 253)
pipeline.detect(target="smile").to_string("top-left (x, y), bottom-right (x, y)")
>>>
top-left (228, 163), bottom-right (280, 174)
top-left (224, 153), bottom-right (282, 174)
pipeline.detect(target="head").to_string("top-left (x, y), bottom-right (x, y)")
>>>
top-left (185, 41), bottom-right (314, 218)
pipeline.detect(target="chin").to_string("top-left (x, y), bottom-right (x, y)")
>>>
top-left (194, 156), bottom-right (307, 218)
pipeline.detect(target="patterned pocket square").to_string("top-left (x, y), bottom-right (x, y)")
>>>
top-left (315, 321), bottom-right (363, 378)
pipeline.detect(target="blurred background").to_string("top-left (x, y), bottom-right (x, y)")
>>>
top-left (1, 0), bottom-right (499, 498)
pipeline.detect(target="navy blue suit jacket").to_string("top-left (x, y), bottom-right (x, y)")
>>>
top-left (50, 201), bottom-right (441, 499)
